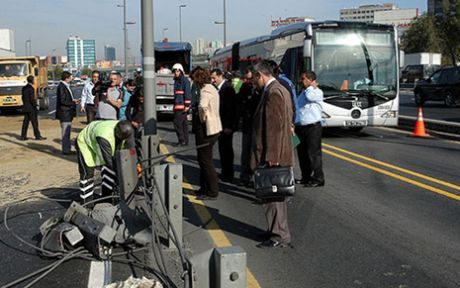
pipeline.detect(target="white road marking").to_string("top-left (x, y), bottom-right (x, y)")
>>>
top-left (88, 261), bottom-right (105, 288)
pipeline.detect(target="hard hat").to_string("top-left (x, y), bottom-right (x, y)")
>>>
top-left (172, 63), bottom-right (184, 74)
top-left (115, 120), bottom-right (134, 140)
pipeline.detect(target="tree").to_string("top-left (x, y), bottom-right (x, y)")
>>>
top-left (81, 67), bottom-right (92, 77)
top-left (401, 1), bottom-right (460, 66)
top-left (401, 15), bottom-right (442, 54)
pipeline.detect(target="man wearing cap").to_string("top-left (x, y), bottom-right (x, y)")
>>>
top-left (76, 120), bottom-right (135, 207)
top-left (172, 63), bottom-right (192, 146)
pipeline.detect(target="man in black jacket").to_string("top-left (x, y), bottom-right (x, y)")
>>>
top-left (211, 68), bottom-right (237, 182)
top-left (20, 76), bottom-right (45, 141)
top-left (56, 71), bottom-right (79, 154)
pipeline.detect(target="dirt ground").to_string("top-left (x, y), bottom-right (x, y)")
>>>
top-left (0, 114), bottom-right (87, 206)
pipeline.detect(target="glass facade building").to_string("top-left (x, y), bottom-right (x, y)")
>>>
top-left (104, 45), bottom-right (116, 61)
top-left (66, 36), bottom-right (96, 68)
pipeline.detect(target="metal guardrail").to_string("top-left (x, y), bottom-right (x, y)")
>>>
top-left (398, 115), bottom-right (460, 137)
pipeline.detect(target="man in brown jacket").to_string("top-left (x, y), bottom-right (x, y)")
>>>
top-left (251, 60), bottom-right (294, 248)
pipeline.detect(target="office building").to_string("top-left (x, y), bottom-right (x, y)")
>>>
top-left (0, 29), bottom-right (15, 57)
top-left (66, 36), bottom-right (96, 68)
top-left (340, 3), bottom-right (396, 23)
top-left (374, 8), bottom-right (419, 35)
top-left (104, 45), bottom-right (116, 61)
top-left (193, 38), bottom-right (205, 55)
top-left (428, 0), bottom-right (443, 15)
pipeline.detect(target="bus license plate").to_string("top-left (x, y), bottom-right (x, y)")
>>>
top-left (345, 120), bottom-right (367, 127)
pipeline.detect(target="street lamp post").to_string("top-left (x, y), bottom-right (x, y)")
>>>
top-left (214, 0), bottom-right (227, 47)
top-left (25, 39), bottom-right (31, 56)
top-left (51, 48), bottom-right (56, 81)
top-left (179, 4), bottom-right (186, 42)
top-left (118, 0), bottom-right (136, 77)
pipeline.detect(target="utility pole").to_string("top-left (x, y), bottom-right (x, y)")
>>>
top-left (179, 4), bottom-right (186, 42)
top-left (223, 0), bottom-right (227, 47)
top-left (141, 0), bottom-right (157, 138)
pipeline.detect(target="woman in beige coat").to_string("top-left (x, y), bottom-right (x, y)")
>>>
top-left (192, 67), bottom-right (222, 200)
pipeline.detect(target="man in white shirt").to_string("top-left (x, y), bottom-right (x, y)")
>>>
top-left (80, 70), bottom-right (100, 123)
top-left (295, 71), bottom-right (325, 187)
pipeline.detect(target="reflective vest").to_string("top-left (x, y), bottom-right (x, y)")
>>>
top-left (77, 120), bottom-right (118, 167)
top-left (173, 75), bottom-right (191, 111)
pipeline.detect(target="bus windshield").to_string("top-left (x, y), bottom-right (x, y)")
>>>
top-left (314, 30), bottom-right (397, 99)
top-left (0, 63), bottom-right (28, 77)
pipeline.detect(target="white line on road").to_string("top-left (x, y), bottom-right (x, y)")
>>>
top-left (88, 261), bottom-right (105, 288)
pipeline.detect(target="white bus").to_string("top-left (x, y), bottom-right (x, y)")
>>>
top-left (210, 21), bottom-right (400, 130)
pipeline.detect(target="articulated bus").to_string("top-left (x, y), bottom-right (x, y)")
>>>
top-left (210, 21), bottom-right (400, 129)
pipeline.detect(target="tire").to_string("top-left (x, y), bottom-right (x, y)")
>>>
top-left (414, 90), bottom-right (425, 106)
top-left (444, 91), bottom-right (458, 108)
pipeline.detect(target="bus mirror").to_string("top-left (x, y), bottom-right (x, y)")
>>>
top-left (399, 50), bottom-right (405, 69)
top-left (34, 67), bottom-right (39, 76)
top-left (303, 39), bottom-right (312, 58)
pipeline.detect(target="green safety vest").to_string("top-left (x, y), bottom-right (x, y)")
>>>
top-left (77, 120), bottom-right (118, 167)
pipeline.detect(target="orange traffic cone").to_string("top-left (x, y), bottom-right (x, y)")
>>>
top-left (411, 107), bottom-right (430, 137)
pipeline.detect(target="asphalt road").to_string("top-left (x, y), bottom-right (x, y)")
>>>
top-left (399, 90), bottom-right (460, 123)
top-left (1, 105), bottom-right (460, 287)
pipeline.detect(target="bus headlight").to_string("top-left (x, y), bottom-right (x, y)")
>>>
top-left (322, 111), bottom-right (331, 119)
top-left (381, 111), bottom-right (397, 118)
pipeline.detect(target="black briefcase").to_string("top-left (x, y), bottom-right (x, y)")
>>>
top-left (254, 166), bottom-right (295, 199)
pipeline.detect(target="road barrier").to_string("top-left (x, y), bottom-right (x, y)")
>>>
top-left (398, 115), bottom-right (460, 139)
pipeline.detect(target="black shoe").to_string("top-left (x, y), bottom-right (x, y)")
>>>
top-left (304, 181), bottom-right (325, 188)
top-left (295, 178), bottom-right (308, 184)
top-left (35, 136), bottom-right (46, 140)
top-left (62, 151), bottom-right (76, 155)
top-left (20, 137), bottom-right (28, 141)
top-left (196, 195), bottom-right (217, 201)
top-left (256, 231), bottom-right (273, 241)
top-left (256, 239), bottom-right (292, 249)
top-left (172, 142), bottom-right (181, 147)
top-left (180, 142), bottom-right (188, 147)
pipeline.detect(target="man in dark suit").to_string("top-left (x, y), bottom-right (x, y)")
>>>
top-left (211, 68), bottom-right (237, 182)
top-left (56, 71), bottom-right (79, 155)
top-left (20, 76), bottom-right (45, 141)
top-left (251, 60), bottom-right (294, 249)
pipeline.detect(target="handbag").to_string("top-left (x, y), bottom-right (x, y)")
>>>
top-left (254, 166), bottom-right (295, 199)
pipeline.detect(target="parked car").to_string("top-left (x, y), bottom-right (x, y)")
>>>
top-left (414, 66), bottom-right (460, 107)
top-left (401, 64), bottom-right (441, 84)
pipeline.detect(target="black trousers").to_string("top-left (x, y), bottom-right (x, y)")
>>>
top-left (295, 122), bottom-right (325, 183)
top-left (77, 144), bottom-right (95, 207)
top-left (85, 104), bottom-right (97, 124)
top-left (21, 110), bottom-right (41, 139)
top-left (218, 132), bottom-right (234, 180)
top-left (195, 123), bottom-right (219, 197)
top-left (174, 111), bottom-right (189, 144)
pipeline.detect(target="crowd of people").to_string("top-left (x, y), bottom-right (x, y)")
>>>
top-left (20, 60), bottom-right (326, 249)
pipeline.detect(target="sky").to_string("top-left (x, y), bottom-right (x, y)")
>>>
top-left (0, 0), bottom-right (427, 62)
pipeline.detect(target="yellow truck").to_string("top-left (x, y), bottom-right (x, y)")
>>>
top-left (0, 56), bottom-right (49, 111)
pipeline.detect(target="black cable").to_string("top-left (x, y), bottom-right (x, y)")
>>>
top-left (1, 247), bottom-right (86, 288)
top-left (23, 248), bottom-right (87, 288)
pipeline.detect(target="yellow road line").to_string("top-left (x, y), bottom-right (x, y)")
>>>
top-left (159, 144), bottom-right (262, 288)
top-left (323, 143), bottom-right (460, 191)
top-left (323, 148), bottom-right (460, 201)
